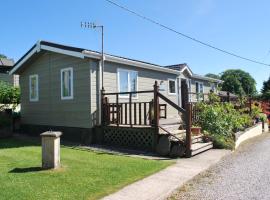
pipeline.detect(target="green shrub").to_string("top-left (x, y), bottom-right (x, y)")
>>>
top-left (196, 102), bottom-right (253, 149)
top-left (0, 81), bottom-right (20, 110)
top-left (211, 134), bottom-right (235, 149)
top-left (258, 113), bottom-right (267, 122)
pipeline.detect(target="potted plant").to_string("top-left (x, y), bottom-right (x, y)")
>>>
top-left (191, 126), bottom-right (201, 135)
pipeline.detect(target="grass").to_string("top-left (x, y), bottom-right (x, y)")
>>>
top-left (0, 137), bottom-right (173, 200)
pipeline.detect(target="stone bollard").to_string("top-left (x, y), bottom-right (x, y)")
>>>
top-left (40, 131), bottom-right (62, 169)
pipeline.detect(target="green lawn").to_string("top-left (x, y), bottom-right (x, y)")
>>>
top-left (0, 137), bottom-right (172, 200)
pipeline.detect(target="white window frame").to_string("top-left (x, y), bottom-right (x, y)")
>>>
top-left (195, 81), bottom-right (204, 101)
top-left (29, 74), bottom-right (39, 102)
top-left (187, 79), bottom-right (192, 102)
top-left (211, 83), bottom-right (216, 92)
top-left (117, 68), bottom-right (138, 99)
top-left (61, 67), bottom-right (74, 100)
top-left (168, 78), bottom-right (177, 95)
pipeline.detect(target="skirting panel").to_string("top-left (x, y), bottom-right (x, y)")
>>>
top-left (103, 126), bottom-right (157, 151)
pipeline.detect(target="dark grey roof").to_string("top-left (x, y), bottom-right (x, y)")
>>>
top-left (0, 58), bottom-right (14, 67)
top-left (218, 91), bottom-right (238, 98)
top-left (41, 41), bottom-right (161, 67)
top-left (164, 63), bottom-right (188, 71)
top-left (192, 74), bottom-right (223, 83)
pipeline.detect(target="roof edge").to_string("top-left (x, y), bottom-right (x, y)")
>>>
top-left (10, 40), bottom-right (180, 75)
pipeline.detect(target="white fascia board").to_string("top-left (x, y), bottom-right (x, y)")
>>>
top-left (192, 75), bottom-right (223, 83)
top-left (83, 50), bottom-right (179, 75)
top-left (107, 54), bottom-right (180, 75)
top-left (10, 43), bottom-right (86, 75)
top-left (180, 66), bottom-right (193, 76)
top-left (9, 45), bottom-right (39, 75)
top-left (82, 50), bottom-right (102, 60)
top-left (41, 45), bottom-right (85, 59)
top-left (106, 55), bottom-right (180, 75)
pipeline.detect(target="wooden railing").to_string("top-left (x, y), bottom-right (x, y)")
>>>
top-left (101, 90), bottom-right (156, 127)
top-left (101, 81), bottom-right (192, 157)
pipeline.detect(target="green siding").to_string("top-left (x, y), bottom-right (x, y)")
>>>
top-left (0, 73), bottom-right (13, 85)
top-left (102, 61), bottom-right (179, 118)
top-left (20, 52), bottom-right (92, 128)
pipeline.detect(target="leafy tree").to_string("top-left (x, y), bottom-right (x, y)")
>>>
top-left (0, 54), bottom-right (7, 58)
top-left (220, 69), bottom-right (256, 96)
top-left (0, 81), bottom-right (20, 110)
top-left (205, 73), bottom-right (220, 79)
top-left (261, 76), bottom-right (270, 99)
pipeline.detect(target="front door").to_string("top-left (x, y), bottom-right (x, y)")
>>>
top-left (181, 79), bottom-right (188, 109)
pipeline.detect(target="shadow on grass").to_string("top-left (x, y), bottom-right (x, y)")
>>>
top-left (9, 167), bottom-right (43, 173)
top-left (0, 136), bottom-right (40, 149)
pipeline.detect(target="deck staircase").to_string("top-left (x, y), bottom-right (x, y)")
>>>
top-left (159, 118), bottom-right (213, 157)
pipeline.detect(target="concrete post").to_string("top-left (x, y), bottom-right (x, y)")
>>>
top-left (40, 131), bottom-right (62, 169)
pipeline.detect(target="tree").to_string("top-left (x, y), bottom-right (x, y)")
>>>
top-left (205, 73), bottom-right (220, 79)
top-left (261, 76), bottom-right (270, 99)
top-left (220, 69), bottom-right (256, 96)
top-left (0, 54), bottom-right (7, 58)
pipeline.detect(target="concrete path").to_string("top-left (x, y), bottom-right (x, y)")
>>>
top-left (102, 149), bottom-right (230, 200)
top-left (170, 133), bottom-right (270, 200)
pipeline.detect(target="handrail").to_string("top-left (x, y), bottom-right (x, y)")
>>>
top-left (157, 92), bottom-right (186, 113)
top-left (158, 126), bottom-right (184, 144)
top-left (103, 90), bottom-right (154, 95)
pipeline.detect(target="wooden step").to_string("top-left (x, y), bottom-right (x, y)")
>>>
top-left (191, 142), bottom-right (213, 156)
top-left (192, 135), bottom-right (204, 144)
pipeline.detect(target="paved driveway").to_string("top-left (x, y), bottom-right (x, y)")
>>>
top-left (170, 132), bottom-right (270, 200)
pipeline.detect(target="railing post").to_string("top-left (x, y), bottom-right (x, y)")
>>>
top-left (101, 88), bottom-right (105, 125)
top-left (227, 92), bottom-right (230, 103)
top-left (185, 103), bottom-right (192, 158)
top-left (153, 81), bottom-right (159, 127)
top-left (129, 93), bottom-right (132, 127)
top-left (116, 93), bottom-right (119, 126)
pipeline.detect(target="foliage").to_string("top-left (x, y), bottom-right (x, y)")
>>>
top-left (208, 92), bottom-right (220, 103)
top-left (196, 102), bottom-right (253, 149)
top-left (250, 103), bottom-right (262, 119)
top-left (220, 69), bottom-right (257, 96)
top-left (0, 138), bottom-right (173, 200)
top-left (261, 76), bottom-right (270, 94)
top-left (258, 113), bottom-right (267, 122)
top-left (261, 90), bottom-right (270, 100)
top-left (211, 134), bottom-right (235, 149)
top-left (0, 54), bottom-right (7, 58)
top-left (205, 73), bottom-right (220, 80)
top-left (0, 81), bottom-right (20, 110)
top-left (261, 77), bottom-right (270, 100)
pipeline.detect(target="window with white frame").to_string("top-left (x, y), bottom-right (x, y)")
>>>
top-left (187, 79), bottom-right (192, 101)
top-left (211, 83), bottom-right (216, 92)
top-left (61, 67), bottom-right (73, 100)
top-left (117, 69), bottom-right (138, 98)
top-left (168, 79), bottom-right (176, 95)
top-left (195, 82), bottom-right (204, 101)
top-left (29, 74), bottom-right (39, 102)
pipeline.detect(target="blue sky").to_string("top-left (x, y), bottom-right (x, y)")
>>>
top-left (1, 0), bottom-right (270, 91)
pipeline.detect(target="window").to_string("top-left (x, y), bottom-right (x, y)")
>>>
top-left (211, 83), bottom-right (216, 92)
top-left (187, 79), bottom-right (192, 101)
top-left (168, 79), bottom-right (176, 95)
top-left (117, 69), bottom-right (138, 98)
top-left (61, 67), bottom-right (73, 100)
top-left (195, 82), bottom-right (204, 101)
top-left (29, 74), bottom-right (39, 102)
